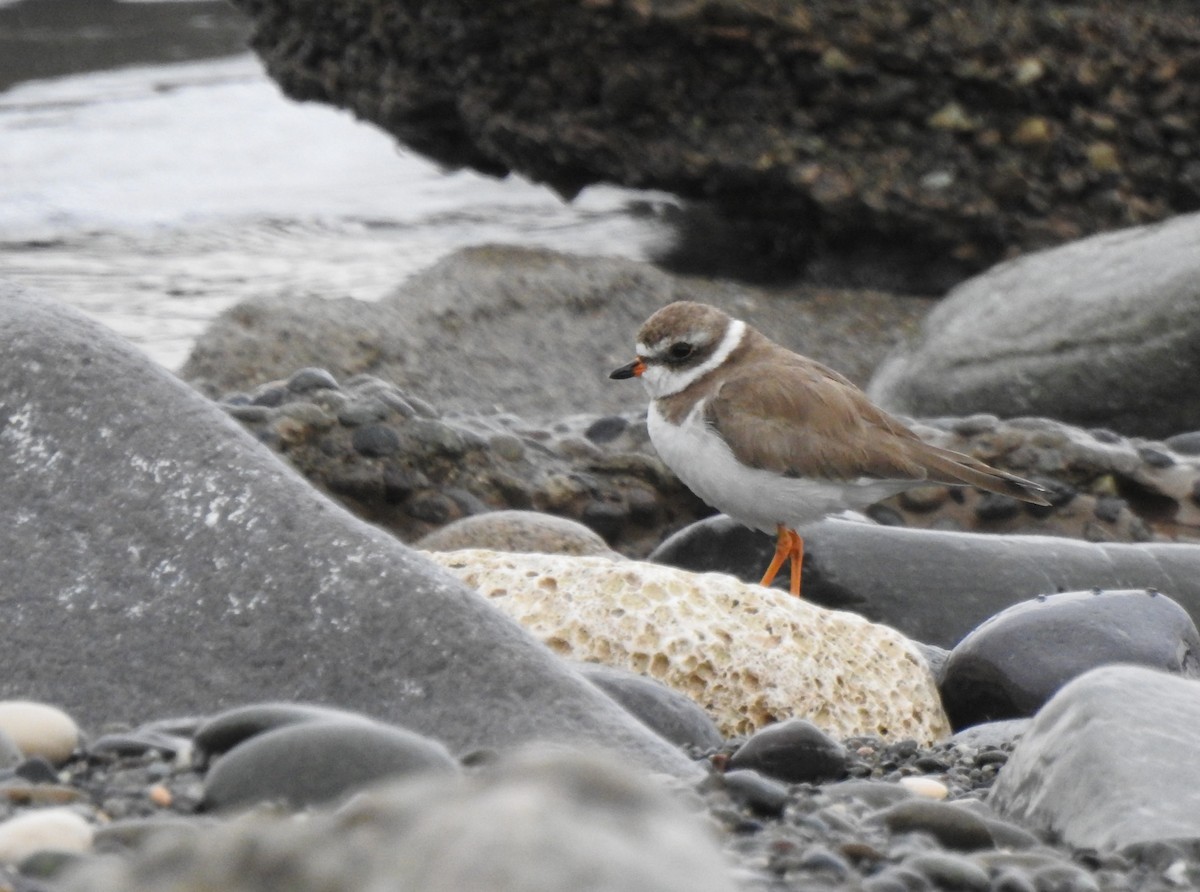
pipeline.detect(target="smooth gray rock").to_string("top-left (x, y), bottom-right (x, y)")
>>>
top-left (182, 245), bottom-right (926, 418)
top-left (202, 719), bottom-right (458, 810)
top-left (652, 515), bottom-right (1200, 648)
top-left (990, 665), bottom-right (1200, 850)
top-left (868, 213), bottom-right (1200, 438)
top-left (0, 287), bottom-right (693, 776)
top-left (575, 663), bottom-right (723, 751)
top-left (940, 589), bottom-right (1200, 728)
top-left (193, 702), bottom-right (377, 761)
top-left (728, 719), bottom-right (847, 784)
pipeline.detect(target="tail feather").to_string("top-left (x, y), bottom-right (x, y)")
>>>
top-left (915, 443), bottom-right (1052, 506)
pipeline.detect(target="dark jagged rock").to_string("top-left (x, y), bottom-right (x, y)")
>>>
top-left (226, 0), bottom-right (1200, 291)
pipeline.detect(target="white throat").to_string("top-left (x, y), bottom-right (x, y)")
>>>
top-left (640, 319), bottom-right (746, 399)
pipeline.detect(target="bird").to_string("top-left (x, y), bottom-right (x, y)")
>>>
top-left (609, 301), bottom-right (1051, 597)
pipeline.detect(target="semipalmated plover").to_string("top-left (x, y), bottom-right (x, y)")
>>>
top-left (610, 301), bottom-right (1050, 597)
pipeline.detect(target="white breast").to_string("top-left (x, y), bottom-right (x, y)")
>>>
top-left (647, 401), bottom-right (913, 533)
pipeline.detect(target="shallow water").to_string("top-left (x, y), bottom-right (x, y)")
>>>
top-left (0, 29), bottom-right (676, 369)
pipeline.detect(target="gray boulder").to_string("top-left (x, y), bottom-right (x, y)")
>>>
top-left (939, 589), bottom-right (1200, 728)
top-left (868, 213), bottom-right (1200, 438)
top-left (181, 245), bottom-right (927, 417)
top-left (0, 286), bottom-right (693, 776)
top-left (991, 665), bottom-right (1200, 850)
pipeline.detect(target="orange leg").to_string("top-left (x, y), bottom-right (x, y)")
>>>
top-left (760, 525), bottom-right (805, 598)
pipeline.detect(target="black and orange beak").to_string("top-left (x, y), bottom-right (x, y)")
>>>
top-left (609, 358), bottom-right (646, 380)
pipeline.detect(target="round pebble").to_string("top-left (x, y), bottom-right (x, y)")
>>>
top-left (0, 701), bottom-right (80, 765)
top-left (417, 510), bottom-right (612, 557)
top-left (202, 719), bottom-right (458, 810)
top-left (729, 718), bottom-right (847, 783)
top-left (876, 799), bottom-right (996, 851)
top-left (286, 367), bottom-right (339, 393)
top-left (899, 775), bottom-right (949, 800)
top-left (0, 808), bottom-right (93, 863)
top-left (350, 423), bottom-right (401, 457)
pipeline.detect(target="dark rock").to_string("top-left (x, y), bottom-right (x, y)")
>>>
top-left (585, 416), bottom-right (628, 444)
top-left (193, 702), bottom-right (376, 761)
top-left (1166, 431), bottom-right (1200, 456)
top-left (778, 519), bottom-right (1200, 648)
top-left (285, 367), bottom-right (339, 393)
top-left (13, 757), bottom-right (58, 784)
top-left (874, 800), bottom-right (995, 852)
top-left (248, 383), bottom-right (286, 407)
top-left (869, 213), bottom-right (1200, 439)
top-left (350, 423), bottom-right (400, 457)
top-left (88, 729), bottom-right (190, 759)
top-left (224, 0), bottom-right (1200, 292)
top-left (649, 515), bottom-right (783, 590)
top-left (202, 720), bottom-right (458, 810)
top-left (990, 665), bottom-right (1200, 849)
top-left (0, 287), bottom-right (696, 777)
top-left (940, 588), bottom-right (1200, 728)
top-left (718, 769), bottom-right (790, 818)
top-left (575, 662), bottom-right (723, 751)
top-left (728, 719), bottom-right (847, 784)
top-left (901, 851), bottom-right (991, 891)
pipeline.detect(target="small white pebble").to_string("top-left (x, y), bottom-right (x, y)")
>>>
top-left (0, 808), bottom-right (93, 863)
top-left (899, 776), bottom-right (949, 800)
top-left (0, 701), bottom-right (80, 765)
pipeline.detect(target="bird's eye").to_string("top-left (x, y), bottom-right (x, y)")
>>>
top-left (667, 342), bottom-right (694, 362)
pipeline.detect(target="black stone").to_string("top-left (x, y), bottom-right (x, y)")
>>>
top-left (875, 799), bottom-right (995, 852)
top-left (729, 719), bottom-right (847, 784)
top-left (940, 589), bottom-right (1200, 729)
top-left (351, 424), bottom-right (401, 457)
top-left (584, 415), bottom-right (628, 444)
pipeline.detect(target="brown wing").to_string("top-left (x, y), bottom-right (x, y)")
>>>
top-left (705, 348), bottom-right (1050, 504)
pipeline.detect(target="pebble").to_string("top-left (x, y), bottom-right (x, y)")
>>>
top-left (574, 662), bottom-right (723, 750)
top-left (285, 367), bottom-right (339, 393)
top-left (0, 701), bottom-right (80, 766)
top-left (728, 718), bottom-right (847, 784)
top-left (898, 776), bottom-right (949, 800)
top-left (201, 719), bottom-right (458, 810)
top-left (874, 799), bottom-right (996, 851)
top-left (0, 808), bottom-right (93, 863)
top-left (416, 510), bottom-right (617, 556)
top-left (193, 702), bottom-right (377, 761)
top-left (350, 423), bottom-right (401, 457)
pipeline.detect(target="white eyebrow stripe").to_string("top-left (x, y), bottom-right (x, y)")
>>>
top-left (643, 319), bottom-right (746, 398)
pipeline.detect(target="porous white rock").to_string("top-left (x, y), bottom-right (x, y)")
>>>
top-left (0, 808), bottom-right (93, 863)
top-left (0, 701), bottom-right (81, 765)
top-left (428, 550), bottom-right (950, 743)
